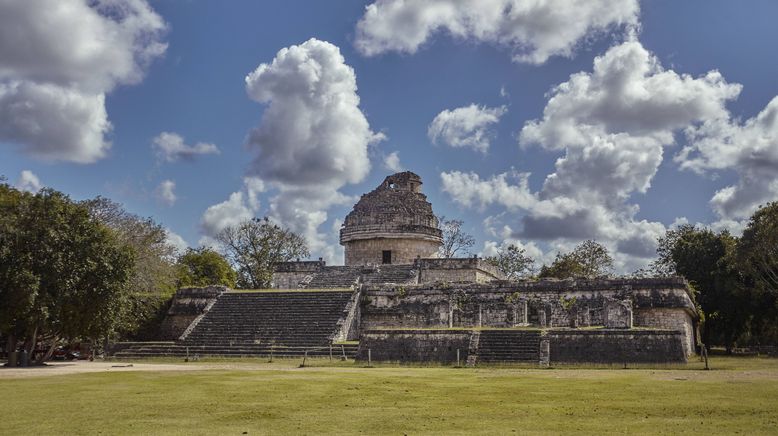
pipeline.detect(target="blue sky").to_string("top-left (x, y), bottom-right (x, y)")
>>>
top-left (2, 0), bottom-right (777, 272)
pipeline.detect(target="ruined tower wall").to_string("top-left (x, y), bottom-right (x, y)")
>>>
top-left (344, 237), bottom-right (440, 266)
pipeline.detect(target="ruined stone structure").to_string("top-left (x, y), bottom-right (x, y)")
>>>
top-left (340, 171), bottom-right (442, 266)
top-left (116, 171), bottom-right (699, 365)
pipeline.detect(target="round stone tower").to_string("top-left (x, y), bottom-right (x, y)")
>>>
top-left (340, 171), bottom-right (443, 266)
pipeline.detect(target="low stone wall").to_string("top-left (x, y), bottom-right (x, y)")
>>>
top-left (357, 328), bottom-right (688, 364)
top-left (357, 329), bottom-right (472, 363)
top-left (357, 329), bottom-right (687, 365)
top-left (548, 329), bottom-right (687, 364)
top-left (158, 286), bottom-right (225, 340)
top-left (272, 261), bottom-right (325, 289)
top-left (416, 258), bottom-right (504, 284)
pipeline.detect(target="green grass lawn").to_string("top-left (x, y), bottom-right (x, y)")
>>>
top-left (2, 357), bottom-right (777, 435)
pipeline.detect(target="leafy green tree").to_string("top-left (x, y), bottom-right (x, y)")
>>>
top-left (485, 244), bottom-right (536, 280)
top-left (539, 240), bottom-right (613, 279)
top-left (735, 203), bottom-right (778, 345)
top-left (176, 247), bottom-right (237, 288)
top-left (737, 202), bottom-right (778, 294)
top-left (216, 217), bottom-right (309, 289)
top-left (83, 197), bottom-right (177, 295)
top-left (655, 225), bottom-right (748, 351)
top-left (0, 186), bottom-right (134, 360)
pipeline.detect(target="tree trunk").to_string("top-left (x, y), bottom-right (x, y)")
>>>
top-left (5, 333), bottom-right (16, 358)
top-left (27, 324), bottom-right (38, 363)
top-left (42, 337), bottom-right (58, 362)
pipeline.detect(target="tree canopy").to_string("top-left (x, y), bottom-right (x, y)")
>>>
top-left (438, 216), bottom-right (475, 258)
top-left (215, 217), bottom-right (309, 289)
top-left (539, 240), bottom-right (613, 279)
top-left (485, 244), bottom-right (536, 280)
top-left (0, 185), bottom-right (135, 359)
top-left (176, 247), bottom-right (237, 288)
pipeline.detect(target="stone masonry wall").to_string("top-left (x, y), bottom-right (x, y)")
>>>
top-left (548, 330), bottom-right (687, 363)
top-left (361, 279), bottom-right (697, 355)
top-left (357, 328), bottom-right (687, 364)
top-left (344, 237), bottom-right (440, 266)
top-left (357, 329), bottom-right (472, 363)
top-left (634, 308), bottom-right (696, 356)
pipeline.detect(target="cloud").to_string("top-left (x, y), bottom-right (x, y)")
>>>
top-left (242, 38), bottom-right (382, 262)
top-left (428, 104), bottom-right (506, 153)
top-left (0, 0), bottom-right (167, 163)
top-left (441, 39), bottom-right (743, 271)
top-left (164, 228), bottom-right (189, 255)
top-left (199, 178), bottom-right (262, 245)
top-left (152, 132), bottom-right (219, 163)
top-left (154, 179), bottom-right (177, 206)
top-left (677, 96), bottom-right (778, 221)
top-left (383, 151), bottom-right (403, 172)
top-left (355, 0), bottom-right (639, 64)
top-left (15, 170), bottom-right (42, 193)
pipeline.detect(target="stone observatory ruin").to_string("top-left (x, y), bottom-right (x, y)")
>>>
top-left (340, 171), bottom-right (442, 266)
top-left (113, 171), bottom-right (699, 366)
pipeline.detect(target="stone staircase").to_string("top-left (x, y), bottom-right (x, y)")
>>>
top-left (362, 265), bottom-right (417, 285)
top-left (113, 290), bottom-right (358, 359)
top-left (305, 267), bottom-right (362, 288)
top-left (475, 330), bottom-right (542, 363)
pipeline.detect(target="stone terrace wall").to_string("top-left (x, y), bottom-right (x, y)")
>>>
top-left (548, 329), bottom-right (687, 364)
top-left (416, 258), bottom-right (504, 284)
top-left (361, 278), bottom-right (697, 354)
top-left (634, 308), bottom-right (696, 356)
top-left (357, 329), bottom-right (472, 363)
top-left (159, 286), bottom-right (225, 340)
top-left (356, 328), bottom-right (687, 364)
top-left (272, 261), bottom-right (325, 289)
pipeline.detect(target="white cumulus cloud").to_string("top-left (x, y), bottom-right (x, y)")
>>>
top-left (677, 96), bottom-right (778, 221)
top-left (441, 39), bottom-right (743, 271)
top-left (164, 228), bottom-right (189, 255)
top-left (428, 104), bottom-right (506, 153)
top-left (242, 38), bottom-right (383, 262)
top-left (199, 178), bottom-right (264, 245)
top-left (355, 0), bottom-right (639, 64)
top-left (154, 179), bottom-right (177, 206)
top-left (15, 170), bottom-right (42, 193)
top-left (153, 132), bottom-right (219, 163)
top-left (383, 151), bottom-right (403, 172)
top-left (0, 0), bottom-right (167, 163)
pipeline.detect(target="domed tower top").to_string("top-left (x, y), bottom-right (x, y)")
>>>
top-left (340, 171), bottom-right (443, 266)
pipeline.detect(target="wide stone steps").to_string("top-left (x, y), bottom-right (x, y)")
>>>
top-left (113, 343), bottom-right (359, 359)
top-left (114, 290), bottom-right (356, 359)
top-left (476, 330), bottom-right (542, 363)
top-left (182, 291), bottom-right (353, 346)
top-left (362, 266), bottom-right (417, 285)
top-left (305, 267), bottom-right (362, 288)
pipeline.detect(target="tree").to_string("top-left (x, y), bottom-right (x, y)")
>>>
top-left (0, 186), bottom-right (134, 360)
top-left (438, 216), bottom-right (475, 258)
top-left (485, 244), bottom-right (536, 280)
top-left (176, 247), bottom-right (237, 288)
top-left (735, 203), bottom-right (778, 346)
top-left (539, 240), bottom-right (613, 279)
top-left (737, 202), bottom-right (778, 294)
top-left (215, 217), bottom-right (309, 289)
top-left (82, 197), bottom-right (177, 296)
top-left (654, 224), bottom-right (748, 351)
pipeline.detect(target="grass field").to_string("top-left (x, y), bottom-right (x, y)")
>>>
top-left (1, 356), bottom-right (777, 435)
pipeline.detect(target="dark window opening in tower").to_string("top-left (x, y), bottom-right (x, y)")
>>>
top-left (382, 250), bottom-right (392, 264)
